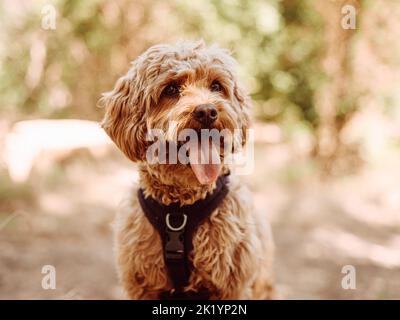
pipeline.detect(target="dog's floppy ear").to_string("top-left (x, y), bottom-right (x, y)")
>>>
top-left (233, 81), bottom-right (251, 146)
top-left (100, 66), bottom-right (148, 162)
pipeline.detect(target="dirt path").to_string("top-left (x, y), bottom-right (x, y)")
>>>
top-left (1, 145), bottom-right (399, 299)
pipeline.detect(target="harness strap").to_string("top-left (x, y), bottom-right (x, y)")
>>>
top-left (138, 173), bottom-right (229, 299)
top-left (164, 213), bottom-right (188, 289)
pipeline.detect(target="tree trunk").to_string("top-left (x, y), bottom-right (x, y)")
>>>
top-left (312, 0), bottom-right (361, 174)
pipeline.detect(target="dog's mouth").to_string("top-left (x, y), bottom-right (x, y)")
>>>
top-left (186, 137), bottom-right (221, 185)
top-left (172, 129), bottom-right (222, 185)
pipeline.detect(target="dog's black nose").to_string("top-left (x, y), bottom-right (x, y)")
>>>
top-left (194, 104), bottom-right (218, 126)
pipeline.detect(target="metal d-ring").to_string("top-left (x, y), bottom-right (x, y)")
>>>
top-left (166, 213), bottom-right (187, 231)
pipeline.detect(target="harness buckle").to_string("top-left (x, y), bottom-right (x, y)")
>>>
top-left (165, 213), bottom-right (187, 260)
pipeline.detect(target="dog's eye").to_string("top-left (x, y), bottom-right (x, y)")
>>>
top-left (162, 83), bottom-right (180, 97)
top-left (210, 81), bottom-right (223, 92)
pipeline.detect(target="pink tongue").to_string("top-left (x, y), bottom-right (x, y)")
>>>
top-left (188, 139), bottom-right (221, 185)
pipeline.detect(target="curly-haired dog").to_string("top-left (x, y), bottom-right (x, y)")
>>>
top-left (100, 40), bottom-right (274, 299)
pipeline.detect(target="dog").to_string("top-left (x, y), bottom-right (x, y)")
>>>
top-left (100, 40), bottom-right (274, 299)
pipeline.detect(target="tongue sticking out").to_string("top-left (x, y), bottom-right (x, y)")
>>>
top-left (188, 139), bottom-right (221, 185)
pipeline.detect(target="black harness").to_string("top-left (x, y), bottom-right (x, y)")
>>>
top-left (138, 173), bottom-right (229, 299)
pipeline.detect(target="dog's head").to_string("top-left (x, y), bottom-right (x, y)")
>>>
top-left (100, 40), bottom-right (250, 186)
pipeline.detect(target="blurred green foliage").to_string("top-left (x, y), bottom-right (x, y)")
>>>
top-left (0, 0), bottom-right (324, 130)
top-left (176, 0), bottom-right (324, 128)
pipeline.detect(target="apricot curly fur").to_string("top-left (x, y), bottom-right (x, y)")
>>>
top-left (101, 40), bottom-right (274, 299)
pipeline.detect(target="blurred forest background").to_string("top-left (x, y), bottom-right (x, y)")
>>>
top-left (1, 0), bottom-right (400, 299)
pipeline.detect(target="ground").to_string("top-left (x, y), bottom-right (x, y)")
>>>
top-left (1, 143), bottom-right (400, 299)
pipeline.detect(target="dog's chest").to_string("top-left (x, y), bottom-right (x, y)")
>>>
top-left (146, 207), bottom-right (249, 297)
